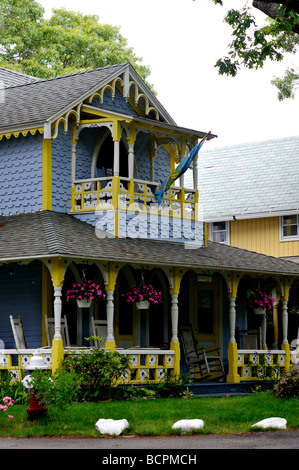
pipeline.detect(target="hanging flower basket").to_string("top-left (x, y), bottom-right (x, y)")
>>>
top-left (66, 281), bottom-right (106, 308)
top-left (246, 290), bottom-right (275, 312)
top-left (122, 284), bottom-right (162, 307)
top-left (136, 300), bottom-right (150, 310)
top-left (76, 298), bottom-right (92, 309)
top-left (253, 307), bottom-right (266, 315)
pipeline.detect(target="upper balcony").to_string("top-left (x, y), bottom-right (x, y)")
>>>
top-left (71, 175), bottom-right (198, 218)
top-left (71, 175), bottom-right (204, 244)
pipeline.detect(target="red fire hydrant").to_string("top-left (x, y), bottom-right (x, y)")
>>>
top-left (22, 350), bottom-right (49, 419)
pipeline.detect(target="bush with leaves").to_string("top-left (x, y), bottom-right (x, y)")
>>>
top-left (29, 368), bottom-right (82, 420)
top-left (151, 372), bottom-right (191, 398)
top-left (62, 347), bottom-right (130, 401)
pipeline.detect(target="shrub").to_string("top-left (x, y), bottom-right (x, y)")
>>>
top-left (152, 372), bottom-right (191, 398)
top-left (62, 348), bottom-right (130, 401)
top-left (273, 364), bottom-right (299, 398)
top-left (29, 368), bottom-right (82, 420)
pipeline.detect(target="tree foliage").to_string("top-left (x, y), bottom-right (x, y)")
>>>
top-left (209, 0), bottom-right (299, 100)
top-left (0, 0), bottom-right (151, 85)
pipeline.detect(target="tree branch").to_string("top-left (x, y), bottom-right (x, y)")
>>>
top-left (253, 0), bottom-right (299, 33)
top-left (253, 0), bottom-right (299, 15)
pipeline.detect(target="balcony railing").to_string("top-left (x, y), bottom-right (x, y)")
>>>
top-left (71, 176), bottom-right (198, 220)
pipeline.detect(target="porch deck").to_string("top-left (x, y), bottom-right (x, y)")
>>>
top-left (187, 381), bottom-right (265, 397)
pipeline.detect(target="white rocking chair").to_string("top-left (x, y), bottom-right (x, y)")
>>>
top-left (45, 314), bottom-right (70, 347)
top-left (91, 316), bottom-right (107, 348)
top-left (10, 315), bottom-right (27, 349)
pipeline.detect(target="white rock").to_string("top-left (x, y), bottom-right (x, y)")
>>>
top-left (95, 418), bottom-right (129, 436)
top-left (172, 419), bottom-right (204, 432)
top-left (251, 417), bottom-right (287, 429)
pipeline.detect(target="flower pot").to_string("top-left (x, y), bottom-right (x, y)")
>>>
top-left (77, 298), bottom-right (92, 308)
top-left (136, 300), bottom-right (150, 310)
top-left (253, 307), bottom-right (266, 315)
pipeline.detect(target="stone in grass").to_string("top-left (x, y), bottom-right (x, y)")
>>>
top-left (95, 418), bottom-right (129, 436)
top-left (172, 419), bottom-right (204, 433)
top-left (251, 417), bottom-right (287, 430)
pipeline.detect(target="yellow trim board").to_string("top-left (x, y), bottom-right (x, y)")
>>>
top-left (42, 138), bottom-right (52, 210)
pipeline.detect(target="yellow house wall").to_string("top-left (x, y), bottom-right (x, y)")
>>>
top-left (227, 217), bottom-right (299, 257)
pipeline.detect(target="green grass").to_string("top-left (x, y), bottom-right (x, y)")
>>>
top-left (0, 392), bottom-right (298, 438)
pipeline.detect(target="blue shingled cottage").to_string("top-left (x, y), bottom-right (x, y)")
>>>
top-left (0, 63), bottom-right (298, 387)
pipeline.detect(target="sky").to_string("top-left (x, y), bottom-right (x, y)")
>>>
top-left (38, 0), bottom-right (299, 148)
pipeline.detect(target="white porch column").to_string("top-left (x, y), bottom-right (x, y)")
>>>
top-left (53, 286), bottom-right (62, 340)
top-left (113, 141), bottom-right (120, 176)
top-left (281, 300), bottom-right (288, 344)
top-left (261, 313), bottom-right (267, 348)
top-left (170, 293), bottom-right (179, 342)
top-left (229, 297), bottom-right (236, 343)
top-left (106, 290), bottom-right (115, 342)
top-left (227, 296), bottom-right (240, 383)
top-left (128, 143), bottom-right (134, 179)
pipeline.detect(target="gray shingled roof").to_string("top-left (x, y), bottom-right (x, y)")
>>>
top-left (0, 64), bottom-right (128, 131)
top-left (186, 136), bottom-right (299, 221)
top-left (0, 63), bottom-right (216, 141)
top-left (1, 210), bottom-right (299, 276)
top-left (0, 66), bottom-right (40, 88)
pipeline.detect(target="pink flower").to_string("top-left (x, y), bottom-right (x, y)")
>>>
top-left (3, 397), bottom-right (14, 406)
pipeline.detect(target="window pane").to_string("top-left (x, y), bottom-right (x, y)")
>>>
top-left (283, 215), bottom-right (298, 237)
top-left (213, 231), bottom-right (227, 242)
top-left (283, 215), bottom-right (297, 225)
top-left (212, 222), bottom-right (227, 242)
top-left (213, 222), bottom-right (226, 231)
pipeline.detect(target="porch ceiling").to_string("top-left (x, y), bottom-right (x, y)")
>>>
top-left (1, 211), bottom-right (299, 277)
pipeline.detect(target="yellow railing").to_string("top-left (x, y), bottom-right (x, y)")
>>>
top-left (237, 349), bottom-right (287, 381)
top-left (71, 176), bottom-right (198, 220)
top-left (0, 349), bottom-right (52, 381)
top-left (117, 349), bottom-right (175, 384)
top-left (0, 348), bottom-right (175, 385)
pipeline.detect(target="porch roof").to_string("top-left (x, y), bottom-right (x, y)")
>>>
top-left (1, 211), bottom-right (299, 277)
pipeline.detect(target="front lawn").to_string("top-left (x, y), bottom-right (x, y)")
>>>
top-left (0, 392), bottom-right (298, 438)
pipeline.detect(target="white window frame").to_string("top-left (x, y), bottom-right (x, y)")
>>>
top-left (280, 215), bottom-right (299, 241)
top-left (209, 221), bottom-right (230, 245)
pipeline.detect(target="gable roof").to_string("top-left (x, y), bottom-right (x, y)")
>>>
top-left (0, 63), bottom-right (216, 142)
top-left (190, 136), bottom-right (299, 221)
top-left (1, 210), bottom-right (299, 276)
top-left (0, 64), bottom-right (128, 131)
top-left (0, 63), bottom-right (176, 133)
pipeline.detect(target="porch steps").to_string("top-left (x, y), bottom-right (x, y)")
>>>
top-left (187, 381), bottom-right (260, 397)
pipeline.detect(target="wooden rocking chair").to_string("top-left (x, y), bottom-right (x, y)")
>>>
top-left (179, 325), bottom-right (225, 381)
